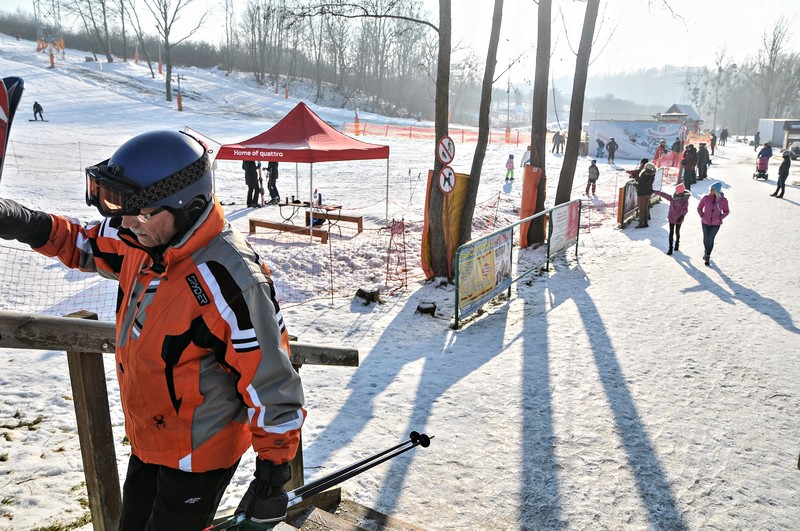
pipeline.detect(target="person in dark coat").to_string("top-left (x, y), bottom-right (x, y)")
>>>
top-left (606, 137), bottom-right (619, 164)
top-left (242, 160), bottom-right (261, 207)
top-left (696, 143), bottom-right (710, 180)
top-left (754, 131), bottom-right (761, 151)
top-left (771, 150), bottom-right (791, 198)
top-left (551, 131), bottom-right (563, 154)
top-left (681, 144), bottom-right (697, 187)
top-left (719, 128), bottom-right (728, 146)
top-left (32, 101), bottom-right (44, 121)
top-left (266, 161), bottom-right (280, 204)
top-left (671, 137), bottom-right (682, 153)
top-left (634, 162), bottom-right (656, 228)
top-left (626, 158), bottom-right (649, 181)
top-left (709, 133), bottom-right (717, 155)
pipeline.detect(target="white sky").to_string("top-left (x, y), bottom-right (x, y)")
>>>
top-left (4, 0), bottom-right (800, 79)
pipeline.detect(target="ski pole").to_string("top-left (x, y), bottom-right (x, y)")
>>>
top-left (292, 430), bottom-right (427, 499)
top-left (204, 431), bottom-right (433, 531)
top-left (288, 431), bottom-right (432, 507)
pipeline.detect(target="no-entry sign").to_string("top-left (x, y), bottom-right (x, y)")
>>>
top-left (437, 135), bottom-right (455, 165)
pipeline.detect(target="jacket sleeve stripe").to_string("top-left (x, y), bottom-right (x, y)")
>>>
top-left (244, 385), bottom-right (304, 434)
top-left (197, 263), bottom-right (259, 352)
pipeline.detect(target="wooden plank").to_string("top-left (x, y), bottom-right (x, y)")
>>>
top-left (0, 310), bottom-right (359, 367)
top-left (64, 310), bottom-right (121, 531)
top-left (297, 507), bottom-right (368, 531)
top-left (249, 219), bottom-right (328, 243)
top-left (305, 211), bottom-right (363, 233)
top-left (335, 499), bottom-right (427, 531)
top-left (286, 488), bottom-right (343, 518)
top-left (212, 488), bottom-right (341, 526)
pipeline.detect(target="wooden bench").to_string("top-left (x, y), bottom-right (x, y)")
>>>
top-left (305, 210), bottom-right (363, 233)
top-left (249, 219), bottom-right (328, 243)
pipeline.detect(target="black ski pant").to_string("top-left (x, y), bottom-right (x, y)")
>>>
top-left (246, 175), bottom-right (260, 206)
top-left (268, 176), bottom-right (280, 201)
top-left (119, 454), bottom-right (239, 531)
top-left (668, 222), bottom-right (682, 249)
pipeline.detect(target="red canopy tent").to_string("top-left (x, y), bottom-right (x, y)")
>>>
top-left (216, 102), bottom-right (390, 219)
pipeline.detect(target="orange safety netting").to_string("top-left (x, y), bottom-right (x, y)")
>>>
top-left (341, 122), bottom-right (533, 146)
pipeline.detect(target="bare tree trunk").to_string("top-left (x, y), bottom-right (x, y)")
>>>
top-left (123, 0), bottom-right (155, 78)
top-left (526, 0), bottom-right (551, 246)
top-left (117, 0), bottom-right (128, 60)
top-left (427, 0), bottom-right (451, 278)
top-left (555, 0), bottom-right (599, 206)
top-left (224, 0), bottom-right (236, 75)
top-left (143, 0), bottom-right (207, 102)
top-left (460, 0), bottom-right (503, 247)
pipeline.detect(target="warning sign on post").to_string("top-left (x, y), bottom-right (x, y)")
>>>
top-left (438, 165), bottom-right (456, 194)
top-left (437, 136), bottom-right (455, 165)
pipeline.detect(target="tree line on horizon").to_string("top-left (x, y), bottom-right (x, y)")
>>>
top-left (10, 1), bottom-right (800, 135)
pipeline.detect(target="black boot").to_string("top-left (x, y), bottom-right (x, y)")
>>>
top-left (674, 241), bottom-right (679, 251)
top-left (667, 246), bottom-right (673, 255)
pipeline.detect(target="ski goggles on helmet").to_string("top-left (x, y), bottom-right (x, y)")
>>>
top-left (85, 154), bottom-right (210, 217)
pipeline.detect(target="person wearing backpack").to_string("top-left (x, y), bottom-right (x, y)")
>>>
top-left (595, 137), bottom-right (605, 158)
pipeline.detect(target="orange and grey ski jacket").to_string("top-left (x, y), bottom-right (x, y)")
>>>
top-left (35, 199), bottom-right (305, 472)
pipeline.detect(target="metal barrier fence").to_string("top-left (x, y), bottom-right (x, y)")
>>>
top-left (453, 199), bottom-right (582, 329)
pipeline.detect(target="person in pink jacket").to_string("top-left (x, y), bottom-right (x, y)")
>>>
top-left (653, 183), bottom-right (691, 255)
top-left (697, 181), bottom-right (730, 266)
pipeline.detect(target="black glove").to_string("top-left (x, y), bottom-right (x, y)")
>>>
top-left (0, 198), bottom-right (52, 248)
top-left (236, 460), bottom-right (291, 528)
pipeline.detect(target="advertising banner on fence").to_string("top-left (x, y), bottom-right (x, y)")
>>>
top-left (548, 201), bottom-right (580, 254)
top-left (457, 229), bottom-right (513, 318)
top-left (588, 120), bottom-right (683, 162)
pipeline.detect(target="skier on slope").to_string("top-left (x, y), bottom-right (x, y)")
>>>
top-left (0, 130), bottom-right (305, 530)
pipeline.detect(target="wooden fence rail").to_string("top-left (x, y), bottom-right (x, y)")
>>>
top-left (0, 309), bottom-right (358, 529)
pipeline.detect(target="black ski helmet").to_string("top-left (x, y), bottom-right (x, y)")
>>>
top-left (86, 130), bottom-right (212, 221)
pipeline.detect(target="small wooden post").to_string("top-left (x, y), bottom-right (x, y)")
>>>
top-left (64, 310), bottom-right (121, 530)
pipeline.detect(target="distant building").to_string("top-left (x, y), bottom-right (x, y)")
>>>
top-left (660, 104), bottom-right (703, 132)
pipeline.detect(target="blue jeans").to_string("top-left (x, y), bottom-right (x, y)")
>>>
top-left (701, 223), bottom-right (721, 258)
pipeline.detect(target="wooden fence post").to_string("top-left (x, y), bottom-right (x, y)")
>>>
top-left (64, 310), bottom-right (121, 530)
top-left (286, 361), bottom-right (305, 492)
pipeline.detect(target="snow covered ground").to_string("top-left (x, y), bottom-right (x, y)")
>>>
top-left (1, 34), bottom-right (799, 530)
